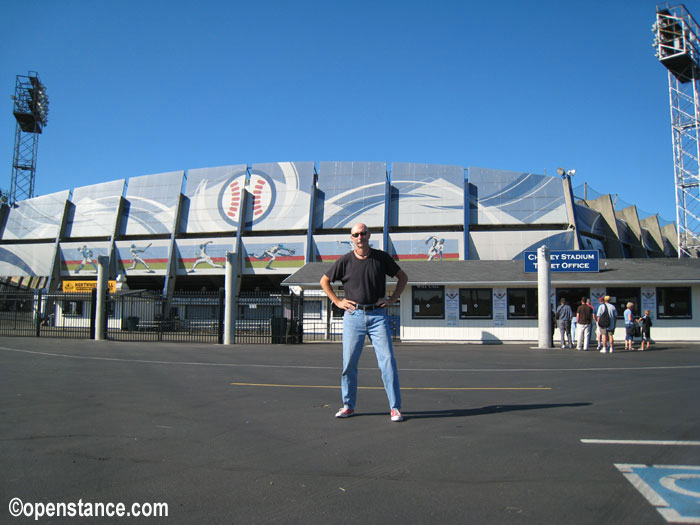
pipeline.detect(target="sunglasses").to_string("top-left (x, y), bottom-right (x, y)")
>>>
top-left (351, 231), bottom-right (369, 238)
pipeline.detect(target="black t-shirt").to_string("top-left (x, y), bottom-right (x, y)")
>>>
top-left (324, 249), bottom-right (401, 304)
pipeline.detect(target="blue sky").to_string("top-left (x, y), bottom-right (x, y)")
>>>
top-left (0, 0), bottom-right (689, 223)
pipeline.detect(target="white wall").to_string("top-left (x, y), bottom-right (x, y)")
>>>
top-left (399, 285), bottom-right (700, 343)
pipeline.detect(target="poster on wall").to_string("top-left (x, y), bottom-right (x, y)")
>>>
top-left (641, 287), bottom-right (656, 316)
top-left (493, 288), bottom-right (506, 326)
top-left (590, 288), bottom-right (605, 306)
top-left (445, 289), bottom-right (459, 327)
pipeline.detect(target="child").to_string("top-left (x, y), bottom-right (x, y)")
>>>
top-left (638, 309), bottom-right (653, 351)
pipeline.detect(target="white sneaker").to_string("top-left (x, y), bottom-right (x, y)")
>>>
top-left (390, 409), bottom-right (404, 422)
top-left (335, 407), bottom-right (355, 418)
top-left (600, 348), bottom-right (607, 353)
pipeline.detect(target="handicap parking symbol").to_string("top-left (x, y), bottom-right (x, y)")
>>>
top-left (616, 464), bottom-right (700, 523)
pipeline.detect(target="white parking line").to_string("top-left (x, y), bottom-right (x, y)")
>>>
top-left (582, 439), bottom-right (700, 446)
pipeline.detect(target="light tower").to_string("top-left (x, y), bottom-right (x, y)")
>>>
top-left (653, 4), bottom-right (700, 257)
top-left (8, 71), bottom-right (49, 204)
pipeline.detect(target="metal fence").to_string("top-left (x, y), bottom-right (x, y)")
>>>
top-left (0, 289), bottom-right (399, 344)
top-left (106, 291), bottom-right (224, 343)
top-left (0, 289), bottom-right (94, 339)
top-left (235, 291), bottom-right (303, 344)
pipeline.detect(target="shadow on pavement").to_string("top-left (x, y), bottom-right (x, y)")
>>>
top-left (377, 402), bottom-right (593, 420)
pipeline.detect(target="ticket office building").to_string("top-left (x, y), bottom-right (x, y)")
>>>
top-left (285, 259), bottom-right (700, 344)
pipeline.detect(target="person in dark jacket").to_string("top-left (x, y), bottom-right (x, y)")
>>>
top-left (556, 298), bottom-right (573, 348)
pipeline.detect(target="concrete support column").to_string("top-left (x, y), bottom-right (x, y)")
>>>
top-left (224, 251), bottom-right (235, 345)
top-left (95, 255), bottom-right (109, 341)
top-left (537, 245), bottom-right (551, 349)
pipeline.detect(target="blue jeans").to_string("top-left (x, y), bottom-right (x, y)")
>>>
top-left (341, 308), bottom-right (401, 411)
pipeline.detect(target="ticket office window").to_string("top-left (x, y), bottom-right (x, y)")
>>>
top-left (507, 288), bottom-right (537, 319)
top-left (657, 287), bottom-right (692, 319)
top-left (459, 288), bottom-right (493, 319)
top-left (412, 286), bottom-right (444, 319)
top-left (606, 287), bottom-right (641, 319)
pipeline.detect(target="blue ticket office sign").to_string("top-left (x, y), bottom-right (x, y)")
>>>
top-left (524, 250), bottom-right (599, 273)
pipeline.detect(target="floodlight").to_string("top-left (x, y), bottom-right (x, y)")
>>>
top-left (556, 167), bottom-right (565, 176)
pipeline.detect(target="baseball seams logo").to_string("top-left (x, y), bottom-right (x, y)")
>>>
top-left (218, 171), bottom-right (276, 226)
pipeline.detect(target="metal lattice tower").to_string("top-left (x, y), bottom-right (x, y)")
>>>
top-left (653, 4), bottom-right (700, 257)
top-left (8, 71), bottom-right (49, 204)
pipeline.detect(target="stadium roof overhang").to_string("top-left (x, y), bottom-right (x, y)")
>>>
top-left (282, 259), bottom-right (700, 289)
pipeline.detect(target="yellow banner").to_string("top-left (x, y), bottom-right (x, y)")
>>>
top-left (63, 281), bottom-right (117, 293)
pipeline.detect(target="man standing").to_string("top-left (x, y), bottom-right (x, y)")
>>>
top-left (596, 295), bottom-right (618, 353)
top-left (320, 223), bottom-right (408, 422)
top-left (556, 298), bottom-right (573, 348)
top-left (575, 296), bottom-right (593, 351)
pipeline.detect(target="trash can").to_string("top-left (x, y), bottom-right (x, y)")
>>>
top-left (126, 316), bottom-right (139, 331)
top-left (271, 317), bottom-right (288, 343)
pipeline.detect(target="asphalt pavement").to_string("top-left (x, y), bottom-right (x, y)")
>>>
top-left (1, 337), bottom-right (699, 524)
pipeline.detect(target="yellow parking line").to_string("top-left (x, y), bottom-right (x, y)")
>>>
top-left (231, 382), bottom-right (550, 390)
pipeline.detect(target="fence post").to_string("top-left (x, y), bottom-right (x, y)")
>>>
top-left (224, 251), bottom-right (236, 344)
top-left (34, 289), bottom-right (42, 337)
top-left (89, 289), bottom-right (97, 340)
top-left (218, 288), bottom-right (225, 344)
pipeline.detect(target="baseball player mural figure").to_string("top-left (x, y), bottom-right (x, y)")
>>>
top-left (425, 236), bottom-right (445, 261)
top-left (129, 243), bottom-right (153, 272)
top-left (189, 241), bottom-right (223, 272)
top-left (75, 245), bottom-right (98, 274)
top-left (251, 244), bottom-right (296, 270)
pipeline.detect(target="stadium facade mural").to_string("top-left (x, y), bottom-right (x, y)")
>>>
top-left (174, 239), bottom-right (234, 275)
top-left (60, 241), bottom-right (111, 276)
top-left (315, 161), bottom-right (387, 229)
top-left (468, 167), bottom-right (567, 225)
top-left (244, 162), bottom-right (314, 231)
top-left (389, 162), bottom-right (464, 227)
top-left (241, 236), bottom-right (306, 274)
top-left (66, 180), bottom-right (124, 238)
top-left (0, 243), bottom-right (54, 276)
top-left (0, 161), bottom-right (677, 291)
top-left (388, 232), bottom-right (462, 261)
top-left (181, 164), bottom-right (248, 233)
top-left (2, 190), bottom-right (69, 240)
top-left (469, 230), bottom-right (574, 260)
top-left (122, 171), bottom-right (183, 235)
top-left (115, 240), bottom-right (171, 276)
top-left (312, 234), bottom-right (383, 263)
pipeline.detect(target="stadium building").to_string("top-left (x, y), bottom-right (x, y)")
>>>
top-left (0, 161), bottom-right (698, 343)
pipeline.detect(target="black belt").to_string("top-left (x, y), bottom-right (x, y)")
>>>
top-left (355, 303), bottom-right (382, 311)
